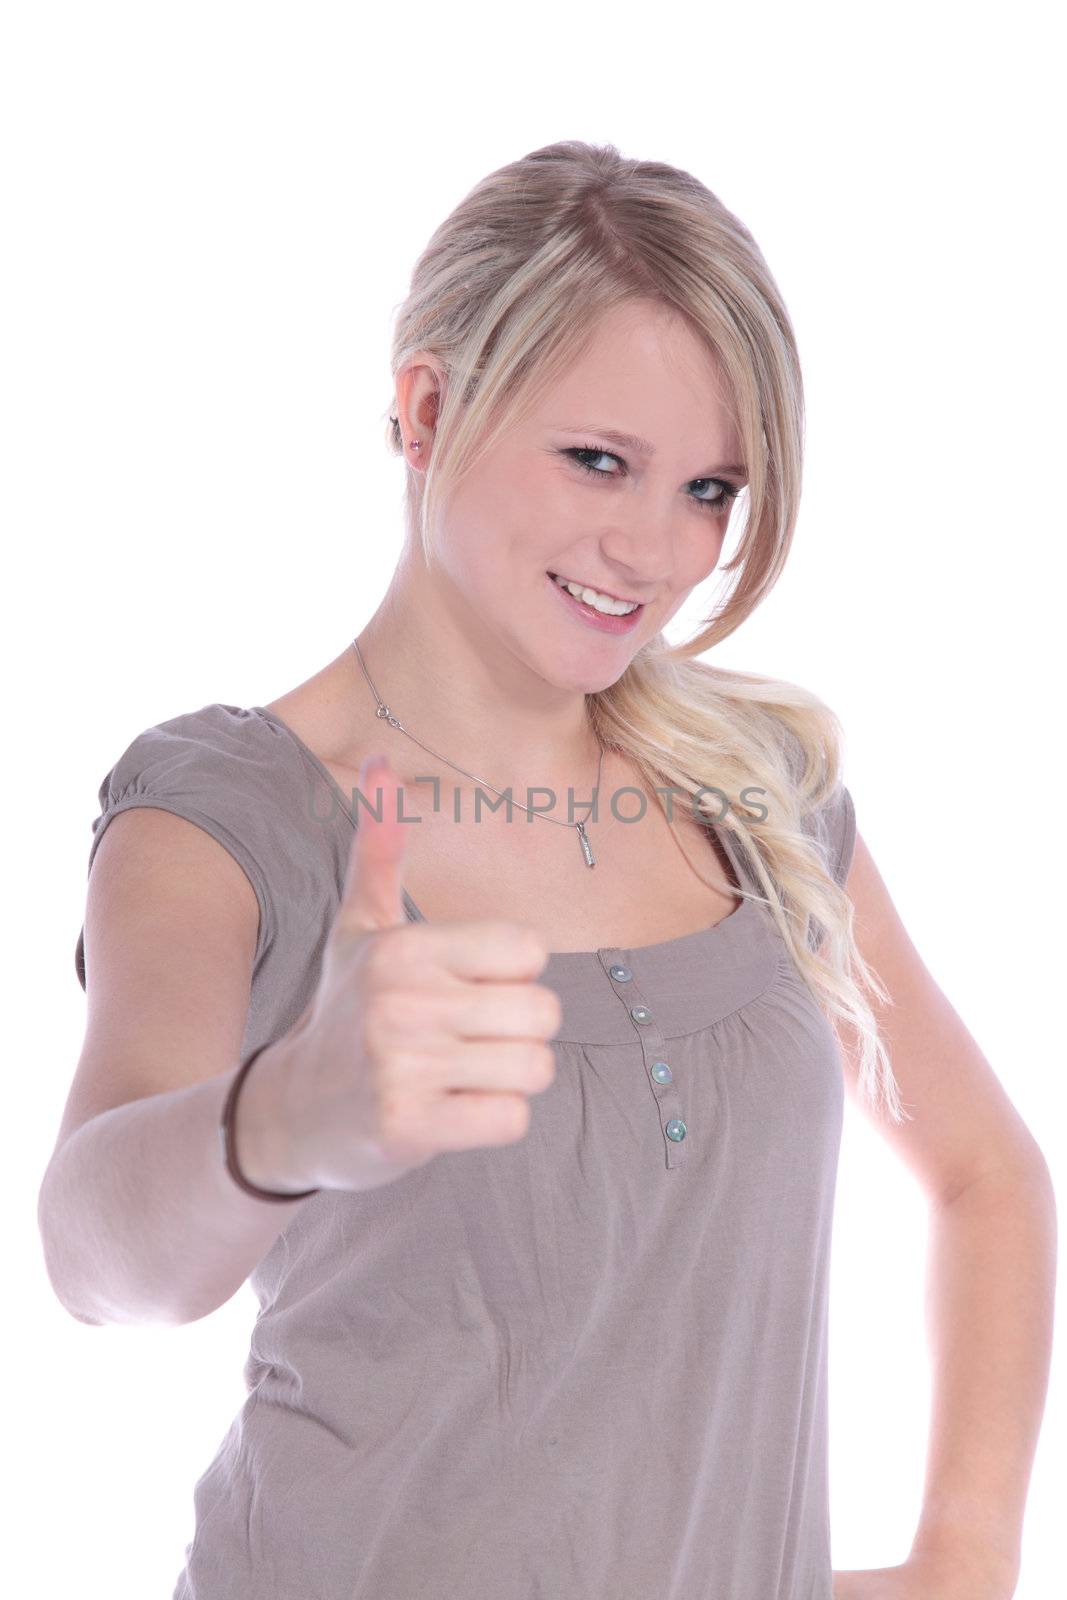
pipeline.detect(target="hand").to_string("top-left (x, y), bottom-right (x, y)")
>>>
top-left (833, 1547), bottom-right (1017, 1599)
top-left (268, 752), bottom-right (562, 1194)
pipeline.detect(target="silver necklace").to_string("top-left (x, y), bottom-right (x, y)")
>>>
top-left (350, 638), bottom-right (606, 868)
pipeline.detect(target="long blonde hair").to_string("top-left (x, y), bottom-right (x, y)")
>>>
top-left (381, 139), bottom-right (904, 1125)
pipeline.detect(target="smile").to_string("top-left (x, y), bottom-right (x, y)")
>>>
top-left (547, 571), bottom-right (643, 615)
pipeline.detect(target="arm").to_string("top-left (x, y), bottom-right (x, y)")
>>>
top-left (909, 1158), bottom-right (1055, 1591)
top-left (834, 831), bottom-right (1056, 1594)
top-left (39, 808), bottom-right (314, 1327)
top-left (39, 1041), bottom-right (313, 1327)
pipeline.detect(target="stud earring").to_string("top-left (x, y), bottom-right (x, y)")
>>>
top-left (408, 439), bottom-right (421, 451)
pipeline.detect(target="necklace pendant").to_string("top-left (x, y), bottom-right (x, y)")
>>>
top-left (576, 820), bottom-right (596, 868)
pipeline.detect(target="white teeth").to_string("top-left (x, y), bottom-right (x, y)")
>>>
top-left (551, 573), bottom-right (640, 615)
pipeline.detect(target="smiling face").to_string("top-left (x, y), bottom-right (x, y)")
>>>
top-left (419, 298), bottom-right (747, 694)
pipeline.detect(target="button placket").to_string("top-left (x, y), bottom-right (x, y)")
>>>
top-left (598, 950), bottom-right (689, 1168)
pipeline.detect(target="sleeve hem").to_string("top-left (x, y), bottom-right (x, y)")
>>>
top-left (834, 786), bottom-right (857, 888)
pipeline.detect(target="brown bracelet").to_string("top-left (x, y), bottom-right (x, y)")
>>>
top-left (218, 1042), bottom-right (320, 1203)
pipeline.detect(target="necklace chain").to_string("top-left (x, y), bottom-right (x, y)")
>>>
top-left (349, 638), bottom-right (606, 867)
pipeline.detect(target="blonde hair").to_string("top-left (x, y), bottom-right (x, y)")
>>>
top-left (382, 139), bottom-right (904, 1124)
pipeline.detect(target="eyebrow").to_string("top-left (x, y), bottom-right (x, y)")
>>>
top-left (552, 422), bottom-right (748, 480)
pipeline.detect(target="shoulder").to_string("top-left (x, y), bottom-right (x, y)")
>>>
top-left (87, 696), bottom-right (350, 890)
top-left (98, 702), bottom-right (283, 801)
top-left (763, 712), bottom-right (856, 889)
top-left (87, 699), bottom-right (332, 875)
top-left (76, 701), bottom-right (331, 993)
top-left (91, 699), bottom-right (338, 838)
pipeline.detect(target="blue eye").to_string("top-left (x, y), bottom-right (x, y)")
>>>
top-left (562, 446), bottom-right (741, 515)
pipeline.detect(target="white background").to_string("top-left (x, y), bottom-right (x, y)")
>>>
top-left (5, 1), bottom-right (1063, 1594)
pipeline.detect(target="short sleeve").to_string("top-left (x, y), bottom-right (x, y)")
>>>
top-left (770, 718), bottom-right (856, 890)
top-left (75, 705), bottom-right (277, 993)
top-left (808, 781), bottom-right (857, 890)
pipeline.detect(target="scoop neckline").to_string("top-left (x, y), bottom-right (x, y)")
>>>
top-left (249, 702), bottom-right (759, 965)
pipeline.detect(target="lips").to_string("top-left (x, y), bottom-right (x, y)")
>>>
top-left (546, 571), bottom-right (643, 606)
top-left (546, 571), bottom-right (645, 634)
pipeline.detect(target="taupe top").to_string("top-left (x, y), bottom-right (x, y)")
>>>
top-left (75, 702), bottom-right (857, 1600)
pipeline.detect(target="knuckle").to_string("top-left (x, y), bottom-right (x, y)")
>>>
top-left (495, 922), bottom-right (548, 971)
top-left (364, 987), bottom-right (412, 1047)
top-left (375, 1078), bottom-right (420, 1144)
top-left (375, 1084), bottom-right (404, 1134)
top-left (520, 928), bottom-right (550, 969)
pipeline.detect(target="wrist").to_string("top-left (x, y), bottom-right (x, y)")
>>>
top-left (230, 1038), bottom-right (315, 1197)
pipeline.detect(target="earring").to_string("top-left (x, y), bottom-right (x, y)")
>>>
top-left (408, 439), bottom-right (422, 451)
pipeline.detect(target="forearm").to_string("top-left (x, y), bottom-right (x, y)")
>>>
top-left (908, 1155), bottom-right (1057, 1586)
top-left (37, 1040), bottom-right (313, 1327)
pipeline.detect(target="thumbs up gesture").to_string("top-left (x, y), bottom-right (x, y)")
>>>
top-left (272, 754), bottom-right (562, 1194)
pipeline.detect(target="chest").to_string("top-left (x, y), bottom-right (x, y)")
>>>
top-left (324, 755), bottom-right (744, 954)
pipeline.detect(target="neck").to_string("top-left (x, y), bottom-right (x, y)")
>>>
top-left (342, 552), bottom-right (606, 798)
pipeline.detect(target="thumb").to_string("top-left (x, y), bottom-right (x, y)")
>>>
top-left (336, 752), bottom-right (411, 934)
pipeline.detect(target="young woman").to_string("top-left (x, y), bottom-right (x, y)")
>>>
top-left (41, 140), bottom-right (1052, 1600)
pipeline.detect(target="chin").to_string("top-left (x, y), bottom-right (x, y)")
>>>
top-left (532, 648), bottom-right (636, 697)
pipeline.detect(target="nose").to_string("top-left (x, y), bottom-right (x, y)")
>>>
top-left (595, 537), bottom-right (673, 596)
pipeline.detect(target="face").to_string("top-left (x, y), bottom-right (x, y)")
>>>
top-left (411, 298), bottom-right (747, 694)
